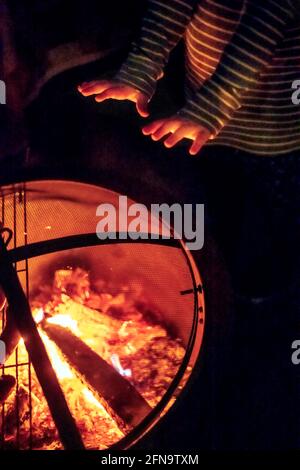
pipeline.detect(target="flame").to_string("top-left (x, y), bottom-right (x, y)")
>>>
top-left (33, 307), bottom-right (45, 324)
top-left (2, 267), bottom-right (186, 450)
top-left (118, 321), bottom-right (130, 337)
top-left (40, 331), bottom-right (119, 427)
top-left (40, 331), bottom-right (73, 380)
top-left (82, 388), bottom-right (106, 412)
top-left (47, 314), bottom-right (79, 336)
top-left (111, 353), bottom-right (132, 378)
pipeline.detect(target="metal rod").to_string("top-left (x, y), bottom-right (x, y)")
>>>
top-left (0, 232), bottom-right (85, 450)
top-left (0, 195), bottom-right (5, 449)
top-left (22, 184), bottom-right (33, 449)
top-left (13, 191), bottom-right (20, 448)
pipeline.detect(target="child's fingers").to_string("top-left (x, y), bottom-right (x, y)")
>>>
top-left (189, 132), bottom-right (207, 156)
top-left (78, 80), bottom-right (111, 96)
top-left (151, 120), bottom-right (180, 141)
top-left (164, 127), bottom-right (186, 148)
top-left (142, 120), bottom-right (165, 135)
top-left (94, 87), bottom-right (137, 103)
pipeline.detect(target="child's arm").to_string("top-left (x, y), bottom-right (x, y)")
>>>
top-left (115, 0), bottom-right (197, 100)
top-left (79, 0), bottom-right (197, 115)
top-left (178, 0), bottom-right (295, 137)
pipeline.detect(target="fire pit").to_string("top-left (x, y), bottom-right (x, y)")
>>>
top-left (0, 180), bottom-right (204, 450)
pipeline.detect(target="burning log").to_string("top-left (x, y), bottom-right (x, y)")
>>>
top-left (42, 322), bottom-right (152, 431)
top-left (40, 294), bottom-right (168, 361)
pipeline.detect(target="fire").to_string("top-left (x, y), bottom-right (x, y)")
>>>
top-left (40, 331), bottom-right (73, 381)
top-left (33, 307), bottom-right (44, 324)
top-left (82, 388), bottom-right (106, 411)
top-left (110, 354), bottom-right (132, 378)
top-left (47, 314), bottom-right (79, 336)
top-left (1, 267), bottom-right (187, 450)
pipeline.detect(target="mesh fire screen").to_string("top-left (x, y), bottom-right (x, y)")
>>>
top-left (0, 180), bottom-right (204, 450)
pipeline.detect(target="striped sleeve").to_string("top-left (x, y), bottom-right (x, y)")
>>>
top-left (179, 0), bottom-right (295, 136)
top-left (115, 0), bottom-right (197, 99)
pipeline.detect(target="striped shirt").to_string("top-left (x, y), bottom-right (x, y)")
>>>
top-left (116, 0), bottom-right (300, 156)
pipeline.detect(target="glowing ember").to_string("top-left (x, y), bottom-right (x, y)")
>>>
top-left (0, 267), bottom-right (186, 450)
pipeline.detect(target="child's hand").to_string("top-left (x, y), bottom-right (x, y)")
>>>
top-left (143, 116), bottom-right (212, 156)
top-left (78, 80), bottom-right (150, 117)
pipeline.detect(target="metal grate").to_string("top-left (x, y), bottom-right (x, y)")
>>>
top-left (0, 184), bottom-right (33, 450)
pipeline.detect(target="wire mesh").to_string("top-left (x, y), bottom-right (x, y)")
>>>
top-left (0, 179), bottom-right (204, 450)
